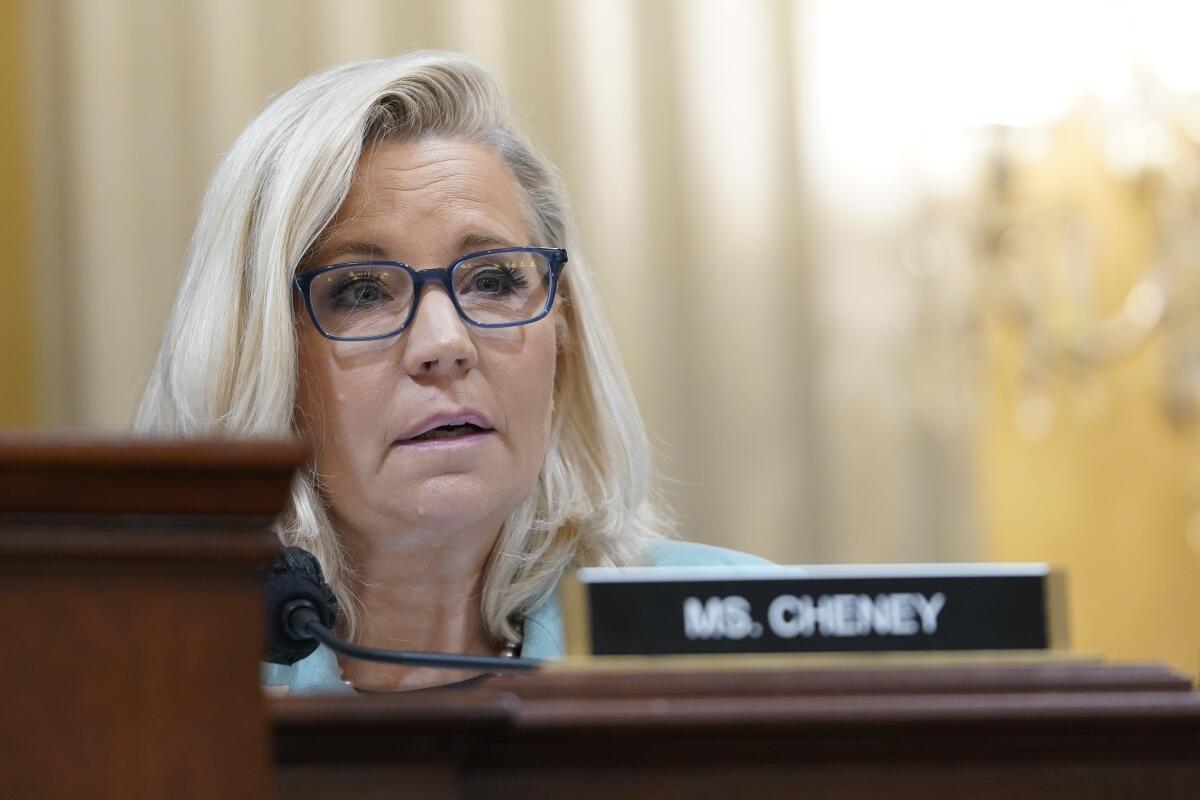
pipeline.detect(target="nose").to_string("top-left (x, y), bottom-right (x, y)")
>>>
top-left (400, 284), bottom-right (478, 378)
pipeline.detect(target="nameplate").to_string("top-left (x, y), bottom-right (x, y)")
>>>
top-left (561, 564), bottom-right (1066, 656)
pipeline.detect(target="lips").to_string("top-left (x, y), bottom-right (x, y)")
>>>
top-left (395, 411), bottom-right (495, 443)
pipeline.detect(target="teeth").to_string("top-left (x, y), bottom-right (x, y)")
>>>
top-left (412, 423), bottom-right (481, 441)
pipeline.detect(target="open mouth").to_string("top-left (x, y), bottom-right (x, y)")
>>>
top-left (404, 423), bottom-right (490, 443)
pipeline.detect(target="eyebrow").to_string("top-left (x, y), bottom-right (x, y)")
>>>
top-left (459, 231), bottom-right (516, 252)
top-left (310, 232), bottom-right (518, 266)
top-left (312, 240), bottom-right (388, 263)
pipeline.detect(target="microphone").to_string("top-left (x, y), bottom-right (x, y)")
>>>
top-left (263, 546), bottom-right (540, 672)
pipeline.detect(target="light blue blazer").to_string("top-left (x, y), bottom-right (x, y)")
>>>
top-left (264, 539), bottom-right (771, 695)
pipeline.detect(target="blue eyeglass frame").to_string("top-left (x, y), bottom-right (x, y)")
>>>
top-left (293, 246), bottom-right (569, 342)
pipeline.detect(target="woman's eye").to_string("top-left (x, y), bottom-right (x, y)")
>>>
top-left (474, 271), bottom-right (509, 294)
top-left (462, 266), bottom-right (530, 295)
top-left (332, 277), bottom-right (391, 308)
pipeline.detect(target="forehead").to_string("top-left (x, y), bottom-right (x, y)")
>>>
top-left (327, 137), bottom-right (529, 248)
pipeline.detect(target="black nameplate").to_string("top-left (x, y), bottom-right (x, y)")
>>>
top-left (562, 564), bottom-right (1066, 656)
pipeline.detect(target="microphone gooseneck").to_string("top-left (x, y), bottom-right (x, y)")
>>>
top-left (263, 546), bottom-right (540, 672)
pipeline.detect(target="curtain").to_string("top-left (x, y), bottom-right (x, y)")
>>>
top-left (24, 0), bottom-right (980, 565)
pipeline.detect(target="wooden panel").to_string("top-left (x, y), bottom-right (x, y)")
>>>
top-left (4, 574), bottom-right (270, 798)
top-left (0, 436), bottom-right (306, 517)
top-left (273, 663), bottom-right (1200, 799)
top-left (464, 761), bottom-right (1200, 800)
top-left (0, 438), bottom-right (301, 799)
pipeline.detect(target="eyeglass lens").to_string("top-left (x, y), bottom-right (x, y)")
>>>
top-left (308, 250), bottom-right (553, 339)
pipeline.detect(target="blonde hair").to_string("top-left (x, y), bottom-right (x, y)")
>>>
top-left (137, 51), bottom-right (671, 641)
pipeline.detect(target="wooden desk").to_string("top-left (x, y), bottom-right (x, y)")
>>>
top-left (3, 438), bottom-right (1198, 799)
top-left (274, 661), bottom-right (1200, 799)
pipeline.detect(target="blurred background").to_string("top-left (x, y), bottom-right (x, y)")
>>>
top-left (1, 0), bottom-right (1198, 671)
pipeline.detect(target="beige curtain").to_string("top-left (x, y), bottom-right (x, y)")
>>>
top-left (25, 0), bottom-right (980, 565)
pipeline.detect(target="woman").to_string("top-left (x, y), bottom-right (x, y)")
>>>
top-left (138, 51), bottom-right (767, 694)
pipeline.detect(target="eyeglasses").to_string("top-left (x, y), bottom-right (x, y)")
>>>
top-left (293, 246), bottom-right (568, 341)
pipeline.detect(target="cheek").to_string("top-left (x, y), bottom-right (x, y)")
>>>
top-left (295, 332), bottom-right (326, 440)
top-left (502, 326), bottom-right (558, 465)
top-left (295, 333), bottom-right (383, 471)
top-left (296, 341), bottom-right (346, 487)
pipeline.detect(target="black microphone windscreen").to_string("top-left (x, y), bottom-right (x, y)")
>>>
top-left (262, 546), bottom-right (340, 665)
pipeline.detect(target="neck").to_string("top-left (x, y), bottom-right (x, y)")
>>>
top-left (336, 520), bottom-right (506, 692)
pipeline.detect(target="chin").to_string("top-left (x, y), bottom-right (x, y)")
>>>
top-left (400, 480), bottom-right (520, 530)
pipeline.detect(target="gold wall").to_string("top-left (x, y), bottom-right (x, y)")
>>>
top-left (0, 0), bottom-right (35, 426)
top-left (982, 122), bottom-right (1200, 672)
